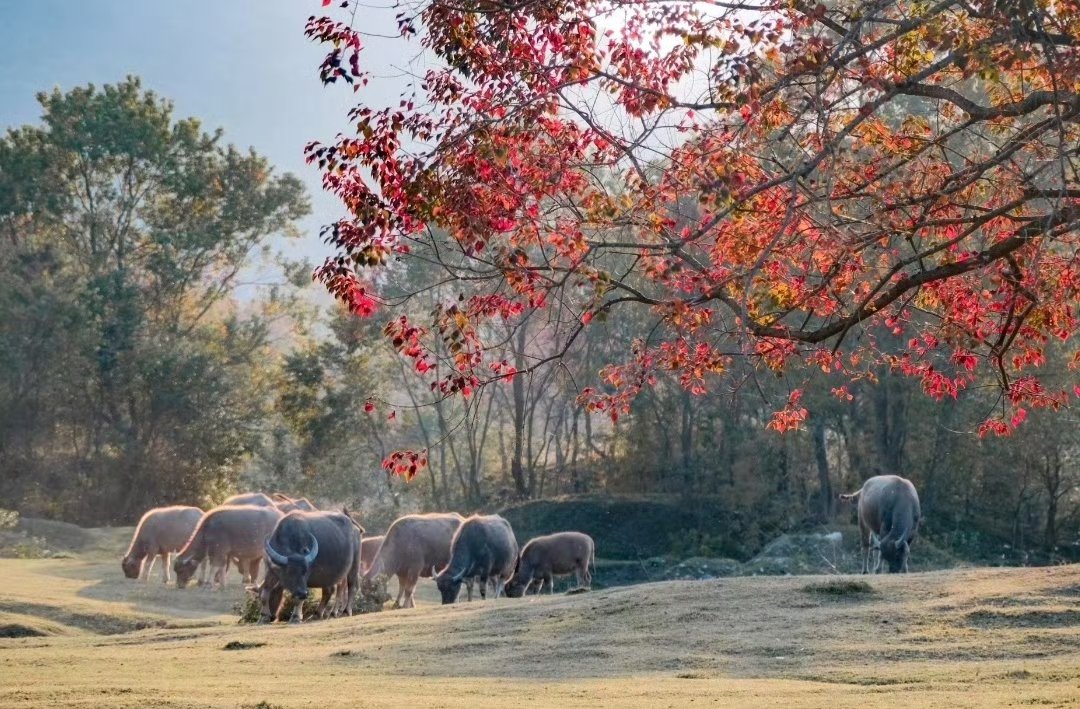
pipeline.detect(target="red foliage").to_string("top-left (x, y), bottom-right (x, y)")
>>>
top-left (304, 0), bottom-right (1080, 472)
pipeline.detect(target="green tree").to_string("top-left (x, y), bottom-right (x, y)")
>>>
top-left (0, 78), bottom-right (309, 523)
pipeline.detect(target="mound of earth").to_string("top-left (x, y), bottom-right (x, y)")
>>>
top-left (15, 517), bottom-right (92, 551)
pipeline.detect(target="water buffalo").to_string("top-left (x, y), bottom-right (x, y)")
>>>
top-left (271, 493), bottom-right (317, 513)
top-left (505, 531), bottom-right (594, 597)
top-left (222, 492), bottom-right (275, 507)
top-left (260, 510), bottom-right (363, 622)
top-left (364, 513), bottom-right (464, 609)
top-left (121, 506), bottom-right (204, 584)
top-left (840, 474), bottom-right (921, 574)
top-left (360, 534), bottom-right (384, 575)
top-left (435, 514), bottom-right (518, 604)
top-left (173, 504), bottom-right (283, 589)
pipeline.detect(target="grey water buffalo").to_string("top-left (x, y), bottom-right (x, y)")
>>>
top-left (271, 493), bottom-right (317, 513)
top-left (260, 509), bottom-right (363, 622)
top-left (121, 506), bottom-right (204, 584)
top-left (222, 492), bottom-right (276, 507)
top-left (173, 504), bottom-right (283, 589)
top-left (840, 474), bottom-right (921, 574)
top-left (364, 513), bottom-right (464, 609)
top-left (505, 531), bottom-right (594, 597)
top-left (435, 514), bottom-right (518, 604)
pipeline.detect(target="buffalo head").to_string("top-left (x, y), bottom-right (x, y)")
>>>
top-left (434, 567), bottom-right (465, 604)
top-left (880, 538), bottom-right (911, 573)
top-left (264, 534), bottom-right (319, 600)
top-left (173, 554), bottom-right (201, 588)
top-left (121, 554), bottom-right (142, 580)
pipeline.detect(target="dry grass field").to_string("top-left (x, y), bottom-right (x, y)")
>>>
top-left (1, 528), bottom-right (1079, 709)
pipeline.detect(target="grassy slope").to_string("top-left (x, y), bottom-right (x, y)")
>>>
top-left (1, 534), bottom-right (1079, 708)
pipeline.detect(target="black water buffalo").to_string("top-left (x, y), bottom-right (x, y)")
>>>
top-left (260, 509), bottom-right (363, 622)
top-left (434, 514), bottom-right (518, 604)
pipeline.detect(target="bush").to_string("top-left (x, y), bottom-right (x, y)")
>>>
top-left (0, 509), bottom-right (17, 530)
top-left (499, 494), bottom-right (763, 561)
top-left (236, 575), bottom-right (390, 623)
top-left (802, 579), bottom-right (875, 596)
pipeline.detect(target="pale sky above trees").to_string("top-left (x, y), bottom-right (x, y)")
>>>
top-left (0, 0), bottom-right (414, 270)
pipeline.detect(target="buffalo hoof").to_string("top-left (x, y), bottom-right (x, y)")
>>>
top-left (256, 615), bottom-right (272, 625)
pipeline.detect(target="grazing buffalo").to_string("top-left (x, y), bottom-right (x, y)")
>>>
top-left (173, 505), bottom-right (283, 589)
top-left (435, 514), bottom-right (518, 604)
top-left (505, 531), bottom-right (594, 597)
top-left (260, 510), bottom-right (363, 622)
top-left (121, 506), bottom-right (204, 584)
top-left (364, 513), bottom-right (464, 609)
top-left (840, 474), bottom-right (922, 574)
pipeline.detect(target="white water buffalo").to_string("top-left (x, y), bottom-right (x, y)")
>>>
top-left (505, 531), bottom-right (594, 597)
top-left (121, 506), bottom-right (204, 584)
top-left (360, 534), bottom-right (384, 574)
top-left (840, 474), bottom-right (921, 574)
top-left (260, 510), bottom-right (363, 622)
top-left (435, 514), bottom-right (518, 604)
top-left (364, 513), bottom-right (464, 609)
top-left (173, 504), bottom-right (283, 589)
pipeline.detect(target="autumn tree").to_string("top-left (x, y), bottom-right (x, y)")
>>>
top-left (304, 0), bottom-right (1080, 478)
top-left (0, 78), bottom-right (309, 523)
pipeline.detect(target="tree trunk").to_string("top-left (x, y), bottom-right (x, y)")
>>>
top-left (812, 419), bottom-right (833, 521)
top-left (510, 326), bottom-right (529, 498)
top-left (679, 388), bottom-right (694, 494)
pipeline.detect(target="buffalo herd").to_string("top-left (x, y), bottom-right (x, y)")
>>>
top-left (121, 493), bottom-right (597, 622)
top-left (121, 474), bottom-right (920, 623)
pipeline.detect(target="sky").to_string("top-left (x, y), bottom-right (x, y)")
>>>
top-left (0, 0), bottom-right (418, 288)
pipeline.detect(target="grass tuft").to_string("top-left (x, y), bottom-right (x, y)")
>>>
top-left (802, 579), bottom-right (874, 596)
top-left (235, 575), bottom-right (391, 623)
top-left (0, 622), bottom-right (48, 638)
top-left (223, 640), bottom-right (266, 651)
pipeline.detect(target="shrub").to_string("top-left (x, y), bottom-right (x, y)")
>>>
top-left (802, 579), bottom-right (875, 597)
top-left (0, 509), bottom-right (17, 530)
top-left (236, 575), bottom-right (390, 623)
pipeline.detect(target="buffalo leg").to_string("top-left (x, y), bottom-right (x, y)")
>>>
top-left (317, 587), bottom-right (333, 619)
top-left (207, 548), bottom-right (229, 591)
top-left (334, 578), bottom-right (349, 616)
top-left (142, 555), bottom-right (156, 582)
top-left (344, 567), bottom-right (358, 616)
top-left (402, 571), bottom-right (420, 609)
top-left (465, 577), bottom-right (474, 602)
top-left (394, 574), bottom-right (406, 608)
top-left (270, 586), bottom-right (286, 621)
top-left (160, 553), bottom-right (171, 584)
